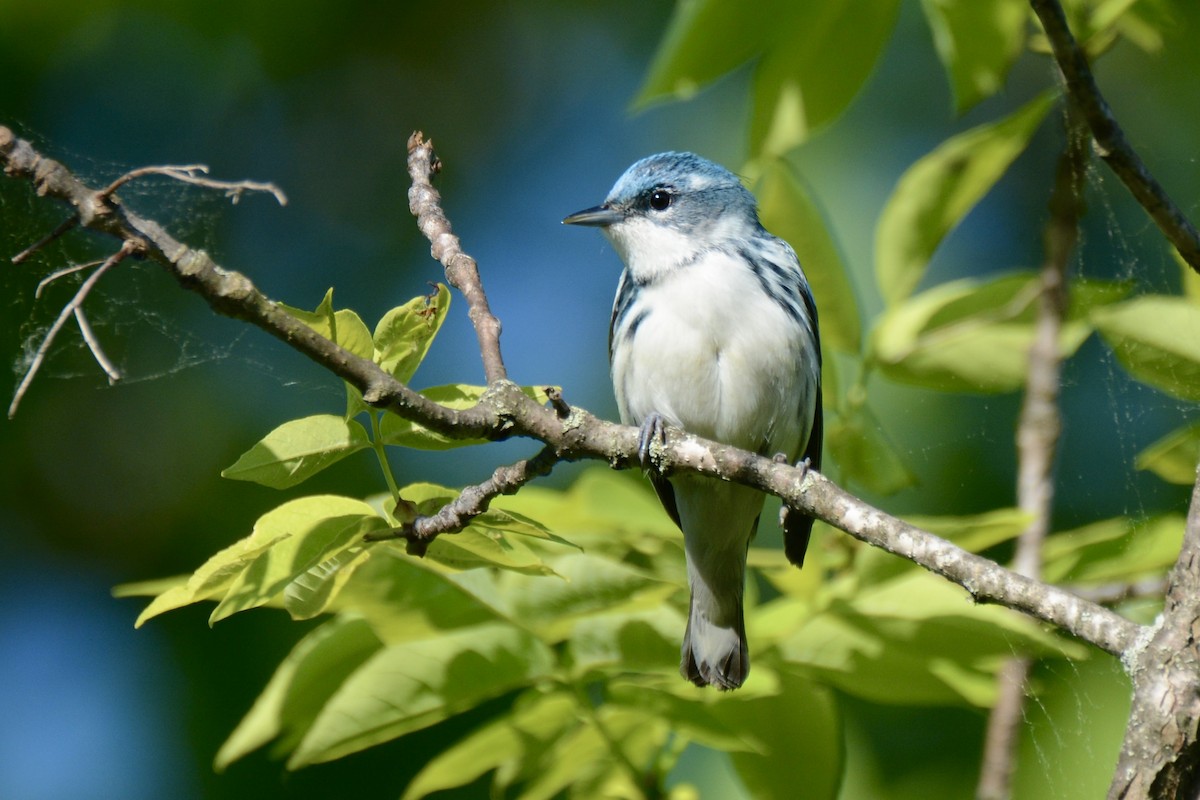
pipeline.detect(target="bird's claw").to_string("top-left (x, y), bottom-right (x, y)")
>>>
top-left (637, 412), bottom-right (667, 471)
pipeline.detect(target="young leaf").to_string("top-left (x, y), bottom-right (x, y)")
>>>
top-left (875, 92), bottom-right (1054, 305)
top-left (1092, 295), bottom-right (1200, 401)
top-left (209, 496), bottom-right (386, 623)
top-left (221, 414), bottom-right (371, 489)
top-left (280, 288), bottom-right (374, 359)
top-left (755, 158), bottom-right (861, 352)
top-left (1041, 515), bottom-right (1183, 585)
top-left (1137, 421), bottom-right (1200, 485)
top-left (373, 284), bottom-right (451, 384)
top-left (825, 404), bottom-right (917, 494)
top-left (215, 616), bottom-right (384, 770)
top-left (920, 0), bottom-right (1028, 112)
top-left (288, 622), bottom-right (555, 767)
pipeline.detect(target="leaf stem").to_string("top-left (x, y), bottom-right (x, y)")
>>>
top-left (370, 411), bottom-right (401, 501)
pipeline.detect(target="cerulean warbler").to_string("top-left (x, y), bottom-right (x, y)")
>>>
top-left (564, 152), bottom-right (822, 690)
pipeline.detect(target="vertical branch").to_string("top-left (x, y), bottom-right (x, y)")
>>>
top-left (405, 132), bottom-right (508, 384)
top-left (976, 110), bottom-right (1088, 800)
top-left (1030, 0), bottom-right (1200, 274)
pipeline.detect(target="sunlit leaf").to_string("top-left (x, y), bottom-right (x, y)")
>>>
top-left (400, 689), bottom-right (578, 800)
top-left (875, 92), bottom-right (1054, 305)
top-left (755, 158), bottom-right (860, 352)
top-left (221, 414), bottom-right (371, 489)
top-left (1093, 295), bottom-right (1200, 401)
top-left (634, 0), bottom-right (900, 152)
top-left (289, 623), bottom-right (555, 767)
top-left (870, 272), bottom-right (1125, 392)
top-left (920, 0), bottom-right (1028, 112)
top-left (280, 288), bottom-right (374, 359)
top-left (1041, 515), bottom-right (1182, 585)
top-left (209, 496), bottom-right (385, 623)
top-left (1137, 421), bottom-right (1200, 485)
top-left (748, 0), bottom-right (902, 156)
top-left (568, 606), bottom-right (685, 677)
top-left (215, 616), bottom-right (383, 770)
top-left (373, 284), bottom-right (451, 383)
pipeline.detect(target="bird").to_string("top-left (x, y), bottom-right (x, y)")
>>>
top-left (563, 151), bottom-right (822, 690)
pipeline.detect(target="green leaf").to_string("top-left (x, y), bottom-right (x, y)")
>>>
top-left (280, 288), bottom-right (374, 359)
top-left (920, 0), bottom-right (1028, 112)
top-left (134, 533), bottom-right (291, 627)
top-left (210, 496), bottom-right (386, 624)
top-left (634, 1), bottom-right (900, 152)
top-left (875, 92), bottom-right (1055, 305)
top-left (216, 616), bottom-right (384, 770)
top-left (221, 414), bottom-right (371, 489)
top-left (373, 284), bottom-right (451, 383)
top-left (401, 688), bottom-right (577, 800)
top-left (870, 272), bottom-right (1124, 393)
top-left (749, 0), bottom-right (902, 156)
top-left (826, 404), bottom-right (917, 494)
top-left (755, 158), bottom-right (861, 352)
top-left (287, 547), bottom-right (507, 639)
top-left (1093, 295), bottom-right (1200, 401)
top-left (713, 671), bottom-right (842, 800)
top-left (380, 384), bottom-right (550, 450)
top-left (1137, 421), bottom-right (1200, 485)
top-left (289, 622), bottom-right (555, 767)
top-left (778, 570), bottom-right (1085, 706)
top-left (607, 682), bottom-right (768, 754)
top-left (1041, 515), bottom-right (1183, 585)
top-left (567, 606), bottom-right (685, 678)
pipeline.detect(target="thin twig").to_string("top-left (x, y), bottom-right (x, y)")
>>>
top-left (406, 132), bottom-right (507, 384)
top-left (99, 164), bottom-right (288, 206)
top-left (364, 445), bottom-right (559, 555)
top-left (1031, 0), bottom-right (1200, 274)
top-left (36, 259), bottom-right (103, 298)
top-left (74, 307), bottom-right (122, 383)
top-left (11, 216), bottom-right (79, 265)
top-left (9, 240), bottom-right (135, 418)
top-left (1069, 576), bottom-right (1167, 605)
top-left (976, 108), bottom-right (1088, 800)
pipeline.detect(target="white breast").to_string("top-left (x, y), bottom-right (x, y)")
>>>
top-left (611, 249), bottom-right (817, 458)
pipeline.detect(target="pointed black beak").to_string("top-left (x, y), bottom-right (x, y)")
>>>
top-left (562, 204), bottom-right (623, 227)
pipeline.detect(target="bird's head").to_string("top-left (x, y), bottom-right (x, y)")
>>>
top-left (563, 152), bottom-right (760, 282)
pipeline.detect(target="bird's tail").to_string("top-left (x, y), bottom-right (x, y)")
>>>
top-left (681, 587), bottom-right (749, 690)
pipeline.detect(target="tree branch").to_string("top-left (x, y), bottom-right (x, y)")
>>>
top-left (406, 133), bottom-right (507, 384)
top-left (977, 107), bottom-right (1089, 800)
top-left (1030, 0), bottom-right (1200, 274)
top-left (0, 123), bottom-right (1142, 663)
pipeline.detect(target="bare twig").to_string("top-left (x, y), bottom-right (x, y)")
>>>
top-left (406, 132), bottom-right (507, 384)
top-left (99, 164), bottom-right (288, 206)
top-left (11, 216), bottom-right (78, 264)
top-left (36, 259), bottom-right (103, 298)
top-left (364, 445), bottom-right (560, 555)
top-left (1030, 0), bottom-right (1200, 274)
top-left (9, 240), bottom-right (134, 418)
top-left (74, 307), bottom-right (122, 383)
top-left (977, 109), bottom-right (1088, 800)
top-left (0, 123), bottom-right (1143, 662)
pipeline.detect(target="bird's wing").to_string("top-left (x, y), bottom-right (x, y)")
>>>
top-left (783, 383), bottom-right (821, 567)
top-left (650, 473), bottom-right (682, 530)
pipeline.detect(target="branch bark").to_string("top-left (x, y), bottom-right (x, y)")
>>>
top-left (1030, 0), bottom-right (1200, 274)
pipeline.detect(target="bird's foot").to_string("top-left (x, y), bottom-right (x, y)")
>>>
top-left (637, 413), bottom-right (667, 471)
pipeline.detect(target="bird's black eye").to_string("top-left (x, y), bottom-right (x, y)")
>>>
top-left (649, 189), bottom-right (672, 211)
